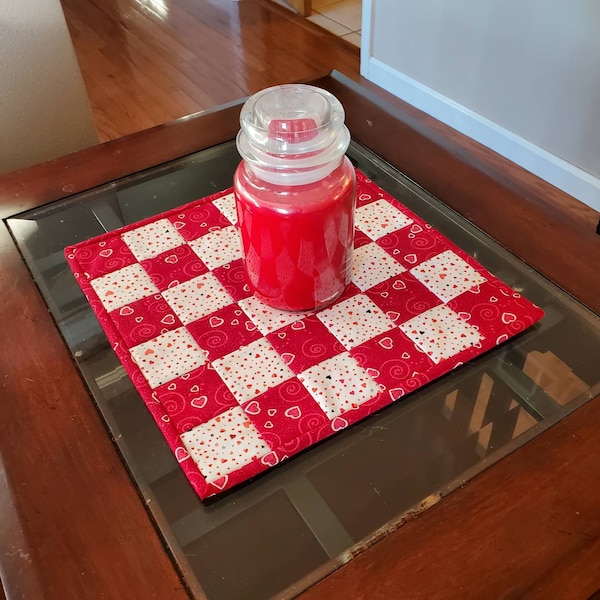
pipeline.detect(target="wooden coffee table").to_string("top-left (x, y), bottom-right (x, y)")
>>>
top-left (1, 72), bottom-right (599, 599)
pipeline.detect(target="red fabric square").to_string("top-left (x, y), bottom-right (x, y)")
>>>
top-left (266, 315), bottom-right (345, 374)
top-left (353, 228), bottom-right (373, 248)
top-left (365, 271), bottom-right (442, 325)
top-left (168, 201), bottom-right (232, 241)
top-left (212, 258), bottom-right (253, 302)
top-left (154, 364), bottom-right (237, 434)
top-left (356, 171), bottom-right (385, 206)
top-left (68, 235), bottom-right (137, 279)
top-left (377, 222), bottom-right (448, 270)
top-left (186, 304), bottom-right (262, 361)
top-left (351, 328), bottom-right (437, 401)
top-left (336, 281), bottom-right (361, 303)
top-left (141, 244), bottom-right (208, 291)
top-left (108, 294), bottom-right (183, 346)
top-left (243, 379), bottom-right (329, 451)
top-left (447, 279), bottom-right (543, 343)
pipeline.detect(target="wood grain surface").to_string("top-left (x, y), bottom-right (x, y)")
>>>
top-left (60, 0), bottom-right (359, 141)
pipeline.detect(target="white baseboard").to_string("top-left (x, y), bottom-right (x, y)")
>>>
top-left (361, 56), bottom-right (600, 213)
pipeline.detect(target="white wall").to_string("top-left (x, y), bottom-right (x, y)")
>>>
top-left (1, 0), bottom-right (98, 175)
top-left (361, 0), bottom-right (600, 211)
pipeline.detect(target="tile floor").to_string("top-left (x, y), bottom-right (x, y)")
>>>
top-left (307, 0), bottom-right (362, 48)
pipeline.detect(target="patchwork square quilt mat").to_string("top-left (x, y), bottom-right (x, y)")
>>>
top-left (65, 170), bottom-right (544, 499)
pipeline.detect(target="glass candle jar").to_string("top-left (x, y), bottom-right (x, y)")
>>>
top-left (234, 84), bottom-right (356, 311)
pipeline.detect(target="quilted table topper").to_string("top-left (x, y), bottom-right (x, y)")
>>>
top-left (65, 170), bottom-right (544, 499)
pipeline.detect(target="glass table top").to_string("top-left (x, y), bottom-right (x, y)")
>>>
top-left (7, 140), bottom-right (600, 600)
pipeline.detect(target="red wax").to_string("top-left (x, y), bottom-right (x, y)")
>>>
top-left (234, 157), bottom-right (355, 311)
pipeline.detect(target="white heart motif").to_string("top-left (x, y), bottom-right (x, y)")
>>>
top-left (190, 385), bottom-right (200, 393)
top-left (211, 475), bottom-right (229, 490)
top-left (386, 311), bottom-right (401, 322)
top-left (209, 316), bottom-right (224, 328)
top-left (191, 396), bottom-right (208, 409)
top-left (284, 406), bottom-right (301, 419)
top-left (119, 306), bottom-right (134, 316)
top-left (164, 255), bottom-right (178, 264)
top-left (161, 315), bottom-right (175, 325)
top-left (331, 417), bottom-right (348, 432)
top-left (389, 388), bottom-right (405, 400)
top-left (175, 447), bottom-right (190, 463)
top-left (501, 312), bottom-right (517, 324)
top-left (267, 408), bottom-right (277, 417)
top-left (244, 400), bottom-right (261, 415)
top-left (99, 249), bottom-right (113, 258)
top-left (378, 337), bottom-right (394, 350)
top-left (281, 353), bottom-right (295, 366)
top-left (261, 452), bottom-right (279, 467)
top-left (404, 254), bottom-right (418, 264)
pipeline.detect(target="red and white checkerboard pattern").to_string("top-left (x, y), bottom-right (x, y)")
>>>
top-left (65, 171), bottom-right (544, 498)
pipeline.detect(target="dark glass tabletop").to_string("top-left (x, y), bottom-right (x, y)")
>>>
top-left (7, 140), bottom-right (600, 600)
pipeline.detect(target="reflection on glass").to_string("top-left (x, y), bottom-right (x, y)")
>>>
top-left (7, 141), bottom-right (600, 600)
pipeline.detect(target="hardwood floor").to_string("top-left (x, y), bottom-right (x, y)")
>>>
top-left (60, 0), bottom-right (360, 141)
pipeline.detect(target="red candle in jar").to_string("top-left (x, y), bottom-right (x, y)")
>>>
top-left (234, 85), bottom-right (356, 311)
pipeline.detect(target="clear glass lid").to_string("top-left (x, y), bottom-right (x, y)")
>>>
top-left (236, 84), bottom-right (351, 184)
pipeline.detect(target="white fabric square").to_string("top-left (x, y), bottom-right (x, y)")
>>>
top-left (317, 294), bottom-right (395, 350)
top-left (90, 263), bottom-right (158, 311)
top-left (162, 272), bottom-right (233, 325)
top-left (399, 304), bottom-right (483, 364)
top-left (130, 327), bottom-right (206, 388)
top-left (355, 199), bottom-right (413, 240)
top-left (298, 353), bottom-right (380, 419)
top-left (189, 225), bottom-right (242, 270)
top-left (410, 250), bottom-right (487, 302)
top-left (212, 192), bottom-right (238, 224)
top-left (121, 218), bottom-right (186, 261)
top-left (351, 242), bottom-right (406, 291)
top-left (238, 296), bottom-right (306, 335)
top-left (181, 405), bottom-right (269, 483)
top-left (212, 338), bottom-right (294, 404)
